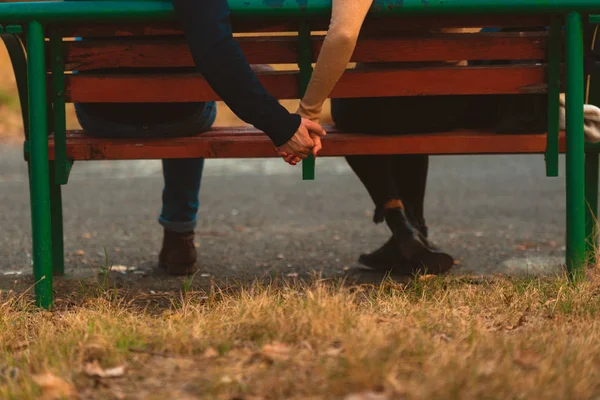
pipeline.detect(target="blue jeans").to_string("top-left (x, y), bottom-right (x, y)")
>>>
top-left (75, 101), bottom-right (217, 233)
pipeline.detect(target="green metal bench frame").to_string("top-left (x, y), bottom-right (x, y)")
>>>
top-left (0, 0), bottom-right (599, 308)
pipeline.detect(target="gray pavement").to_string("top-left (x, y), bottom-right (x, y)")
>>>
top-left (0, 143), bottom-right (569, 287)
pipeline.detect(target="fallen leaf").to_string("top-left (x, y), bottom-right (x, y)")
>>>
top-left (110, 265), bottom-right (130, 273)
top-left (81, 233), bottom-right (92, 239)
top-left (286, 273), bottom-right (299, 278)
top-left (84, 360), bottom-right (126, 378)
top-left (74, 250), bottom-right (85, 256)
top-left (203, 347), bottom-right (219, 358)
top-left (516, 242), bottom-right (539, 252)
top-left (300, 341), bottom-right (314, 352)
top-left (433, 333), bottom-right (451, 343)
top-left (344, 391), bottom-right (389, 400)
top-left (325, 347), bottom-right (343, 357)
top-left (418, 274), bottom-right (436, 283)
top-left (33, 373), bottom-right (77, 400)
top-left (260, 342), bottom-right (292, 362)
top-left (277, 254), bottom-right (285, 260)
top-left (505, 314), bottom-right (526, 331)
top-left (514, 350), bottom-right (542, 370)
top-left (476, 360), bottom-right (497, 377)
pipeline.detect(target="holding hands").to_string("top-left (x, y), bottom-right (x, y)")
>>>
top-left (277, 117), bottom-right (326, 166)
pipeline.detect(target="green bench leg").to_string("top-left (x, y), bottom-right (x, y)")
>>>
top-left (27, 20), bottom-right (53, 308)
top-left (565, 12), bottom-right (587, 282)
top-left (585, 153), bottom-right (599, 266)
top-left (298, 22), bottom-right (315, 181)
top-left (50, 164), bottom-right (65, 277)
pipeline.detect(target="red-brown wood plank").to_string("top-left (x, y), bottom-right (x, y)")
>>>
top-left (48, 128), bottom-right (566, 161)
top-left (57, 33), bottom-right (548, 72)
top-left (63, 65), bottom-right (548, 103)
top-left (54, 15), bottom-right (552, 38)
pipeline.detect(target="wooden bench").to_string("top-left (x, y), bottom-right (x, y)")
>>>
top-left (1, 0), bottom-right (600, 307)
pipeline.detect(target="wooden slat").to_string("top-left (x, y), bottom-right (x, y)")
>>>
top-left (48, 128), bottom-right (567, 161)
top-left (63, 65), bottom-right (548, 103)
top-left (54, 15), bottom-right (552, 38)
top-left (57, 33), bottom-right (548, 72)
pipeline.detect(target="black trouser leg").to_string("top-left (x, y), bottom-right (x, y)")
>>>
top-left (345, 155), bottom-right (399, 216)
top-left (392, 154), bottom-right (429, 236)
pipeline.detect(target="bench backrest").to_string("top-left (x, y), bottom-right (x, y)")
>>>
top-left (46, 15), bottom-right (558, 105)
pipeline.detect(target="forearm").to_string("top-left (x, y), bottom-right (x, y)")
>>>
top-left (297, 0), bottom-right (373, 122)
top-left (171, 0), bottom-right (299, 146)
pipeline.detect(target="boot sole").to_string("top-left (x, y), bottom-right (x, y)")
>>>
top-left (358, 248), bottom-right (454, 276)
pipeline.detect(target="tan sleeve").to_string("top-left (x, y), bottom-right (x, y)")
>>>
top-left (296, 0), bottom-right (373, 122)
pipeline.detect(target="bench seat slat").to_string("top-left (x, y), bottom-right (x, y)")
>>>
top-left (58, 33), bottom-right (548, 71)
top-left (63, 65), bottom-right (548, 103)
top-left (48, 128), bottom-right (566, 160)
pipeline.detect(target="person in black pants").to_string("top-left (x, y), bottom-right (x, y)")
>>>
top-left (331, 96), bottom-right (459, 275)
top-left (330, 27), bottom-right (548, 274)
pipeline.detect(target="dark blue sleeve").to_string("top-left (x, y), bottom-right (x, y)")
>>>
top-left (171, 0), bottom-right (301, 147)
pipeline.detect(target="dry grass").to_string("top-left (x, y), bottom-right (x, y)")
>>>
top-left (3, 274), bottom-right (600, 399)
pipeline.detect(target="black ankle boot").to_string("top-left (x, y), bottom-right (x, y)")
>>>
top-left (358, 237), bottom-right (410, 272)
top-left (358, 208), bottom-right (455, 275)
top-left (384, 208), bottom-right (430, 261)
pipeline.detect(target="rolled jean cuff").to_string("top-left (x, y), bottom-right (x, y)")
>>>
top-left (158, 217), bottom-right (197, 233)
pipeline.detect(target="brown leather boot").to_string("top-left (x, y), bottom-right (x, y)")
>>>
top-left (158, 229), bottom-right (198, 276)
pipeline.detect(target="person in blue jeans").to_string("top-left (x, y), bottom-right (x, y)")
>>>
top-left (75, 0), bottom-right (326, 276)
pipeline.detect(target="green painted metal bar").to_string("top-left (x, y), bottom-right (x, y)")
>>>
top-left (585, 153), bottom-right (599, 266)
top-left (1, 1), bottom-right (600, 24)
top-left (565, 12), bottom-right (587, 282)
top-left (584, 23), bottom-right (600, 267)
top-left (49, 28), bottom-right (70, 185)
top-left (27, 20), bottom-right (53, 308)
top-left (0, 33), bottom-right (29, 141)
top-left (298, 22), bottom-right (315, 181)
top-left (545, 17), bottom-right (561, 178)
top-left (49, 163), bottom-right (65, 277)
top-left (5, 25), bottom-right (22, 34)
